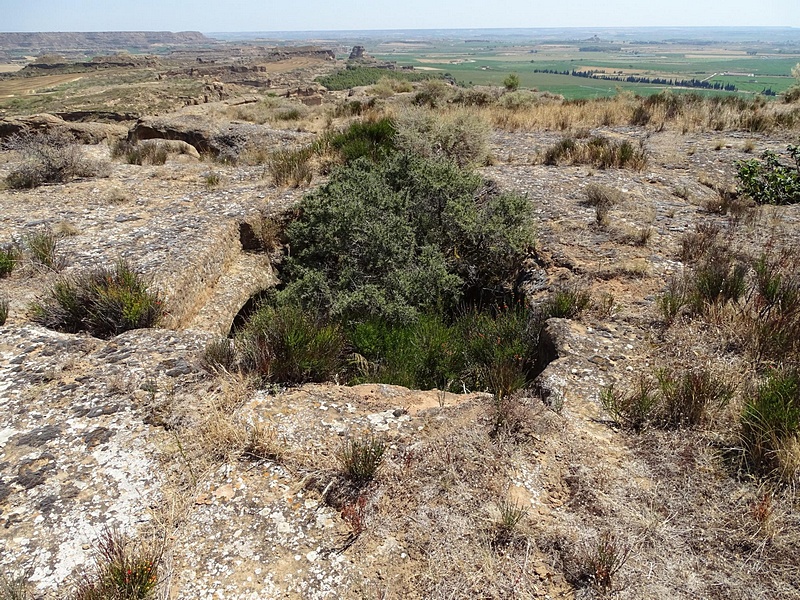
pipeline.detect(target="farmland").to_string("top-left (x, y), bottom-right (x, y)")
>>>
top-left (369, 36), bottom-right (800, 99)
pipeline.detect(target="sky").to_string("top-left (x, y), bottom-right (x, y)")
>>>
top-left (1, 0), bottom-right (799, 32)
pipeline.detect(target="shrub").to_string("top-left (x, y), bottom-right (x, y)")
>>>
top-left (349, 304), bottom-right (539, 394)
top-left (274, 107), bottom-right (304, 121)
top-left (203, 338), bottom-right (238, 373)
top-left (679, 222), bottom-right (720, 264)
top-left (658, 276), bottom-right (688, 325)
top-left (318, 118), bottom-right (397, 164)
top-left (603, 368), bottom-right (731, 431)
top-left (601, 379), bottom-right (658, 432)
top-left (4, 130), bottom-right (101, 188)
top-left (22, 228), bottom-right (66, 271)
top-left (31, 260), bottom-right (163, 338)
top-left (265, 147), bottom-right (313, 187)
top-left (540, 284), bottom-right (592, 320)
top-left (204, 172), bottom-right (221, 188)
top-left (584, 531), bottom-right (631, 592)
top-left (736, 145), bottom-right (800, 205)
top-left (690, 250), bottom-right (748, 311)
top-left (394, 108), bottom-right (490, 168)
top-left (241, 303), bottom-right (344, 384)
top-left (543, 136), bottom-right (647, 170)
top-left (454, 87), bottom-right (499, 107)
top-left (656, 367), bottom-right (732, 429)
top-left (498, 90), bottom-right (537, 110)
top-left (413, 79), bottom-right (453, 108)
top-left (503, 73), bottom-right (520, 92)
top-left (583, 183), bottom-right (622, 208)
top-left (745, 255), bottom-right (800, 363)
top-left (280, 153), bottom-right (533, 323)
top-left (70, 528), bottom-right (162, 600)
top-left (113, 140), bottom-right (168, 166)
top-left (336, 435), bottom-right (386, 484)
top-left (493, 500), bottom-right (527, 546)
top-left (0, 244), bottom-right (20, 277)
top-left (0, 298), bottom-right (7, 326)
top-left (368, 77), bottom-right (413, 98)
top-left (740, 369), bottom-right (800, 478)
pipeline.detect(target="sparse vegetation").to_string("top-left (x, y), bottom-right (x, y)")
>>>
top-left (601, 366), bottom-right (731, 431)
top-left (265, 147), bottom-right (313, 187)
top-left (4, 130), bottom-right (104, 188)
top-left (543, 135), bottom-right (647, 169)
top-left (740, 368), bottom-right (800, 479)
top-left (0, 574), bottom-right (33, 600)
top-left (22, 228), bottom-right (66, 271)
top-left (5, 34), bottom-right (800, 600)
top-left (113, 139), bottom-right (168, 165)
top-left (31, 260), bottom-right (163, 338)
top-left (0, 243), bottom-right (20, 277)
top-left (69, 529), bottom-right (162, 600)
top-left (203, 171), bottom-right (221, 188)
top-left (336, 435), bottom-right (386, 484)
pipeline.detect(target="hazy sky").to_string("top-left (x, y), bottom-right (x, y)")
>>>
top-left (2, 0), bottom-right (799, 31)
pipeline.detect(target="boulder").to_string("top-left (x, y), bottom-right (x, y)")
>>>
top-left (127, 114), bottom-right (217, 154)
top-left (138, 138), bottom-right (201, 159)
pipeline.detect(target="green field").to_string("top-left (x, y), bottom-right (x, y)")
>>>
top-left (371, 39), bottom-right (800, 99)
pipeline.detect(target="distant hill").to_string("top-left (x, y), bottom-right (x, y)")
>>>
top-left (0, 31), bottom-right (214, 53)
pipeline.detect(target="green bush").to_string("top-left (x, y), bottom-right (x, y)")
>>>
top-left (736, 145), bottom-right (800, 205)
top-left (0, 574), bottom-right (33, 600)
top-left (202, 338), bottom-right (238, 373)
top-left (348, 304), bottom-right (538, 394)
top-left (741, 369), bottom-right (800, 477)
top-left (541, 284), bottom-right (592, 320)
top-left (656, 367), bottom-right (732, 429)
top-left (499, 90), bottom-right (538, 110)
top-left (746, 255), bottom-right (800, 362)
top-left (242, 303), bottom-right (344, 384)
top-left (601, 379), bottom-right (658, 432)
top-left (280, 153), bottom-right (533, 322)
top-left (317, 118), bottom-right (397, 164)
top-left (31, 260), bottom-right (163, 338)
top-left (0, 298), bottom-right (8, 326)
top-left (113, 140), bottom-right (168, 166)
top-left (503, 73), bottom-right (520, 92)
top-left (413, 79), bottom-right (453, 108)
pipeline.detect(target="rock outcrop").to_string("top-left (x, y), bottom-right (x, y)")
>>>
top-left (0, 114), bottom-right (127, 143)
